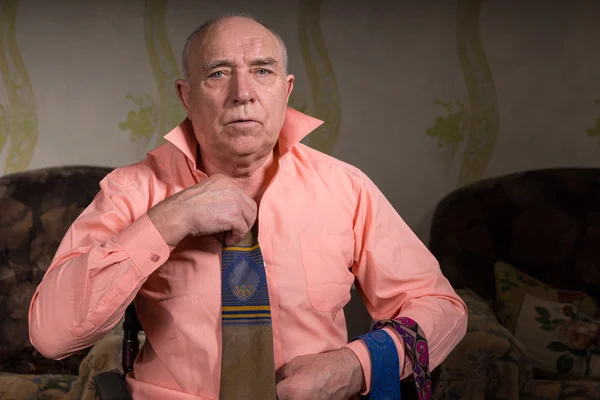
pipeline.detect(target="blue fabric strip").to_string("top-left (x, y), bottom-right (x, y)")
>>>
top-left (351, 330), bottom-right (401, 400)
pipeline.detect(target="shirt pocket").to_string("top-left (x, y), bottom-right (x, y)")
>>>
top-left (299, 233), bottom-right (355, 312)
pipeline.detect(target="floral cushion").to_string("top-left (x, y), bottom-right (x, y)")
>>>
top-left (534, 379), bottom-right (600, 399)
top-left (494, 261), bottom-right (600, 379)
top-left (65, 322), bottom-right (141, 400)
top-left (433, 289), bottom-right (534, 400)
top-left (0, 347), bottom-right (89, 376)
top-left (429, 168), bottom-right (600, 304)
top-left (429, 168), bottom-right (600, 397)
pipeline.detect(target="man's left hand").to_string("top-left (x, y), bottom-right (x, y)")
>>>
top-left (276, 347), bottom-right (365, 400)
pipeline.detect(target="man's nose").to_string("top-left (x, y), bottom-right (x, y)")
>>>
top-left (231, 73), bottom-right (256, 104)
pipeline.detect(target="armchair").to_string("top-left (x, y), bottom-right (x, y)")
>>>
top-left (0, 165), bottom-right (113, 399)
top-left (429, 168), bottom-right (600, 399)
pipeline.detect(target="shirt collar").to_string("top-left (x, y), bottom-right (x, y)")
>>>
top-left (163, 107), bottom-right (324, 164)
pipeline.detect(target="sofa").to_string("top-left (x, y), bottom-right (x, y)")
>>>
top-left (429, 168), bottom-right (600, 399)
top-left (0, 165), bottom-right (123, 399)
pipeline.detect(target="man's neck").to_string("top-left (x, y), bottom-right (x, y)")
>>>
top-left (198, 149), bottom-right (277, 202)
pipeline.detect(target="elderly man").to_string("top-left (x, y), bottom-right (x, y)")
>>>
top-left (29, 15), bottom-right (466, 400)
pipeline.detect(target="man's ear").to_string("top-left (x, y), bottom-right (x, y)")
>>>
top-left (285, 74), bottom-right (295, 103)
top-left (175, 79), bottom-right (192, 115)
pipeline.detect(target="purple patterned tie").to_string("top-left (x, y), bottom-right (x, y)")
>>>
top-left (373, 317), bottom-right (432, 400)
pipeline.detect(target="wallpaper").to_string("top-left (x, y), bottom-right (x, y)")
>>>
top-left (587, 98), bottom-right (600, 139)
top-left (119, 0), bottom-right (186, 157)
top-left (0, 0), bottom-right (343, 172)
top-left (417, 0), bottom-right (499, 234)
top-left (294, 0), bottom-right (341, 155)
top-left (0, 0), bottom-right (38, 174)
top-left (1, 0), bottom-right (599, 240)
top-left (117, 0), bottom-right (341, 159)
top-left (426, 0), bottom-right (498, 188)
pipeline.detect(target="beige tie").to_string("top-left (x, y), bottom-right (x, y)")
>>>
top-left (219, 226), bottom-right (277, 399)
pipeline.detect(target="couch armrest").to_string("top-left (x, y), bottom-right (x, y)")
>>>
top-left (433, 289), bottom-right (535, 400)
top-left (65, 322), bottom-right (145, 400)
top-left (94, 371), bottom-right (132, 400)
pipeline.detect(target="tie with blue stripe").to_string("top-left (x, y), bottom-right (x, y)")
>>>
top-left (219, 225), bottom-right (277, 399)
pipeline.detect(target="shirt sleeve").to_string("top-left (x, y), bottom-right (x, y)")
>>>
top-left (343, 172), bottom-right (467, 393)
top-left (28, 175), bottom-right (172, 360)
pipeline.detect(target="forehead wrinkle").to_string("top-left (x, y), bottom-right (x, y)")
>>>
top-left (182, 16), bottom-right (289, 78)
top-left (196, 20), bottom-right (282, 60)
top-left (200, 35), bottom-right (283, 73)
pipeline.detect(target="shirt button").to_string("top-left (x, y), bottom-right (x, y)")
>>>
top-left (150, 253), bottom-right (160, 262)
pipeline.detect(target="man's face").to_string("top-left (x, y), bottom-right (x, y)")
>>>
top-left (177, 18), bottom-right (294, 165)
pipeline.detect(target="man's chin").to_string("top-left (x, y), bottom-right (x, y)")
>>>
top-left (226, 136), bottom-right (277, 154)
top-left (229, 146), bottom-right (271, 159)
top-left (225, 141), bottom-right (278, 162)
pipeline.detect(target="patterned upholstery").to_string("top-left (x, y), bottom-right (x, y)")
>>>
top-left (429, 168), bottom-right (600, 302)
top-left (429, 167), bottom-right (600, 399)
top-left (0, 165), bottom-right (112, 398)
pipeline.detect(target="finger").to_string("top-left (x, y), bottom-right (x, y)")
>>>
top-left (226, 213), bottom-right (253, 245)
top-left (224, 231), bottom-right (235, 246)
top-left (226, 195), bottom-right (256, 243)
top-left (276, 361), bottom-right (295, 382)
top-left (275, 378), bottom-right (292, 400)
top-left (238, 193), bottom-right (257, 229)
top-left (275, 369), bottom-right (284, 384)
top-left (195, 173), bottom-right (222, 190)
top-left (219, 190), bottom-right (253, 244)
top-left (229, 185), bottom-right (256, 214)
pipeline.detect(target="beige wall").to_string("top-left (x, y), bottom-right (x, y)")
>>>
top-left (1, 0), bottom-right (599, 242)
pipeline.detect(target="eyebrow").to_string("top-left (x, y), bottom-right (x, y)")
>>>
top-left (250, 57), bottom-right (278, 68)
top-left (202, 57), bottom-right (279, 71)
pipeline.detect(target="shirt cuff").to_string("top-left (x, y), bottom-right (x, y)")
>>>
top-left (116, 213), bottom-right (172, 277)
top-left (345, 326), bottom-right (408, 395)
top-left (384, 326), bottom-right (411, 379)
top-left (345, 339), bottom-right (371, 395)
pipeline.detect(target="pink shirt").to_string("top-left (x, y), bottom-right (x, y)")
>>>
top-left (29, 108), bottom-right (467, 399)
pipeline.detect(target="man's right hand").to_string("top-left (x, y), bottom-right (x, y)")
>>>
top-left (147, 174), bottom-right (257, 247)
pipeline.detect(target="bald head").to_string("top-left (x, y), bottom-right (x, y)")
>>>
top-left (173, 13), bottom-right (294, 173)
top-left (181, 15), bottom-right (288, 80)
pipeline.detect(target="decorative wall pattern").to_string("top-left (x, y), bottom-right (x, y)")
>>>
top-left (586, 98), bottom-right (600, 139)
top-left (0, 1), bottom-right (598, 240)
top-left (294, 0), bottom-right (341, 155)
top-left (418, 0), bottom-right (499, 238)
top-left (426, 0), bottom-right (498, 188)
top-left (119, 0), bottom-right (186, 157)
top-left (0, 0), bottom-right (38, 173)
top-left (117, 0), bottom-right (341, 157)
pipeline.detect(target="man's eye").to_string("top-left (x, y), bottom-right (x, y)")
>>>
top-left (257, 69), bottom-right (270, 76)
top-left (210, 71), bottom-right (224, 78)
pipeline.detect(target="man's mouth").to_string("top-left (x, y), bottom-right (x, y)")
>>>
top-left (228, 119), bottom-right (259, 125)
